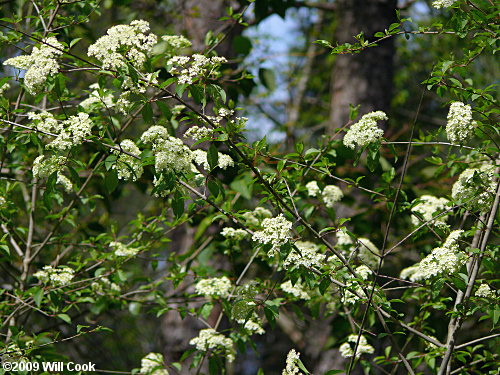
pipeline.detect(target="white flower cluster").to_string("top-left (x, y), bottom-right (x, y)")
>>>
top-left (451, 166), bottom-right (496, 212)
top-left (411, 195), bottom-right (450, 228)
top-left (140, 352), bottom-right (169, 375)
top-left (56, 173), bottom-right (73, 192)
top-left (192, 149), bottom-right (234, 170)
top-left (339, 334), bottom-right (375, 358)
top-left (161, 35), bottom-right (192, 50)
top-left (28, 111), bottom-right (58, 133)
top-left (32, 155), bottom-right (72, 192)
top-left (0, 196), bottom-right (6, 207)
top-left (167, 54), bottom-right (227, 85)
top-left (252, 214), bottom-right (293, 257)
top-left (284, 241), bottom-right (325, 269)
top-left (194, 276), bottom-right (232, 298)
top-left (110, 241), bottom-right (139, 257)
top-left (88, 20), bottom-right (157, 70)
top-left (2, 343), bottom-right (28, 364)
top-left (33, 155), bottom-right (67, 178)
top-left (475, 283), bottom-right (495, 298)
top-left (79, 83), bottom-right (114, 111)
top-left (0, 82), bottom-right (10, 95)
top-left (91, 277), bottom-right (121, 294)
top-left (305, 181), bottom-right (320, 197)
top-left (218, 108), bottom-right (234, 118)
top-left (45, 113), bottom-right (93, 151)
top-left (121, 72), bottom-right (158, 94)
top-left (432, 0), bottom-right (457, 9)
top-left (400, 230), bottom-right (466, 282)
top-left (221, 227), bottom-right (249, 241)
top-left (446, 102), bottom-right (477, 143)
top-left (189, 328), bottom-right (235, 362)
top-left (141, 126), bottom-right (193, 174)
top-left (343, 111), bottom-right (387, 149)
top-left (242, 207), bottom-right (272, 226)
top-left (4, 37), bottom-right (64, 95)
top-left (342, 265), bottom-right (372, 304)
top-left (322, 185), bottom-right (344, 208)
top-left (236, 316), bottom-right (265, 335)
top-left (184, 126), bottom-right (213, 141)
top-left (33, 265), bottom-right (75, 286)
top-left (282, 349), bottom-right (303, 375)
top-left (280, 280), bottom-right (310, 300)
top-left (112, 139), bottom-right (143, 181)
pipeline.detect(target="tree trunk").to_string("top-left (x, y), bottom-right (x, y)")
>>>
top-left (329, 0), bottom-right (397, 130)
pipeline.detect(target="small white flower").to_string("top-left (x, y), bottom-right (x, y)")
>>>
top-left (0, 82), bottom-right (10, 95)
top-left (195, 277), bottom-right (232, 298)
top-left (242, 207), bottom-right (272, 226)
top-left (32, 155), bottom-right (67, 179)
top-left (282, 349), bottom-right (304, 375)
top-left (343, 111), bottom-right (387, 149)
top-left (4, 37), bottom-right (64, 95)
top-left (451, 165), bottom-right (496, 212)
top-left (111, 241), bottom-right (139, 257)
top-left (400, 230), bottom-right (466, 282)
top-left (432, 0), bottom-right (457, 9)
top-left (140, 353), bottom-right (169, 375)
top-left (161, 35), bottom-right (191, 50)
top-left (342, 265), bottom-right (371, 304)
top-left (339, 334), bottom-right (374, 358)
top-left (112, 139), bottom-right (143, 181)
top-left (284, 241), bottom-right (325, 269)
top-left (252, 214), bottom-right (293, 257)
top-left (280, 280), bottom-right (310, 300)
top-left (88, 20), bottom-right (158, 70)
top-left (189, 328), bottom-right (235, 362)
top-left (411, 195), bottom-right (449, 228)
top-left (475, 283), bottom-right (494, 298)
top-left (305, 181), bottom-right (320, 197)
top-left (236, 317), bottom-right (265, 335)
top-left (445, 102), bottom-right (477, 143)
top-left (141, 126), bottom-right (193, 175)
top-left (34, 265), bottom-right (75, 287)
top-left (322, 185), bottom-right (343, 207)
top-left (46, 112), bottom-right (93, 151)
top-left (184, 126), bottom-right (213, 141)
top-left (192, 149), bottom-right (234, 170)
top-left (221, 227), bottom-right (249, 241)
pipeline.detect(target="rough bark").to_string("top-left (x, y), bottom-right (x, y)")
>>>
top-left (329, 0), bottom-right (397, 130)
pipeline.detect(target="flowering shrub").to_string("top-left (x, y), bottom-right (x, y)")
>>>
top-left (0, 1), bottom-right (498, 375)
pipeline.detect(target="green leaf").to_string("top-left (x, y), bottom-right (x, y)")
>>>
top-left (142, 102), bottom-right (154, 124)
top-left (57, 314), bottom-right (72, 324)
top-left (233, 35), bottom-right (252, 56)
top-left (208, 84), bottom-right (226, 104)
top-left (172, 192), bottom-right (185, 218)
top-left (259, 68), bottom-right (276, 91)
top-left (207, 144), bottom-right (219, 170)
top-left (493, 305), bottom-right (500, 326)
top-left (189, 85), bottom-right (207, 108)
top-left (77, 325), bottom-right (90, 333)
top-left (104, 154), bottom-right (117, 170)
top-left (207, 180), bottom-right (219, 197)
top-left (105, 170), bottom-right (119, 194)
top-left (208, 356), bottom-right (223, 375)
top-left (32, 287), bottom-right (44, 307)
top-left (230, 177), bottom-right (253, 200)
